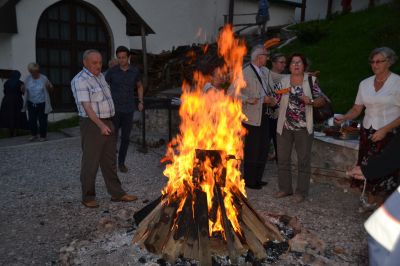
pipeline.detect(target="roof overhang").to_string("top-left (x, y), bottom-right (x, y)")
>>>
top-left (111, 0), bottom-right (155, 36)
top-left (0, 0), bottom-right (20, 33)
top-left (270, 0), bottom-right (302, 8)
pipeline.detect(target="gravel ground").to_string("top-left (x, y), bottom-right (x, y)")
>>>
top-left (0, 135), bottom-right (370, 265)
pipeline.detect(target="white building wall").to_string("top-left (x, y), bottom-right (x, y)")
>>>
top-left (0, 34), bottom-right (13, 68)
top-left (2, 0), bottom-right (130, 79)
top-left (128, 0), bottom-right (297, 53)
top-left (234, 1), bottom-right (297, 27)
top-left (128, 0), bottom-right (229, 54)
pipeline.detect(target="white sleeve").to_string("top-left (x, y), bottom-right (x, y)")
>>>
top-left (354, 83), bottom-right (364, 105)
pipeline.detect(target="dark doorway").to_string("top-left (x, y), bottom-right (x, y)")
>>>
top-left (36, 0), bottom-right (111, 111)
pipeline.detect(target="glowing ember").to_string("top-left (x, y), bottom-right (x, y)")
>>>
top-left (162, 25), bottom-right (248, 237)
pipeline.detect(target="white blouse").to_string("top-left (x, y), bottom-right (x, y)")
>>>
top-left (355, 73), bottom-right (400, 130)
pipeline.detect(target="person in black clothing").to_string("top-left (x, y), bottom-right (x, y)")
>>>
top-left (105, 46), bottom-right (144, 173)
top-left (347, 132), bottom-right (400, 182)
top-left (0, 70), bottom-right (28, 136)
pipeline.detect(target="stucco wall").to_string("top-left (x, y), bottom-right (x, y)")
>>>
top-left (1, 0), bottom-right (130, 79)
top-left (128, 0), bottom-right (298, 53)
top-left (128, 0), bottom-right (228, 53)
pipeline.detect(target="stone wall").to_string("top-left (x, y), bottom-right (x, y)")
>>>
top-left (131, 109), bottom-right (180, 146)
top-left (131, 110), bottom-right (359, 185)
top-left (291, 136), bottom-right (359, 185)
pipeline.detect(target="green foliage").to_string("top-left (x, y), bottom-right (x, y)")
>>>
top-left (295, 20), bottom-right (329, 44)
top-left (0, 115), bottom-right (79, 139)
top-left (278, 4), bottom-right (400, 113)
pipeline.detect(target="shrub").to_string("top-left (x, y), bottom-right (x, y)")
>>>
top-left (296, 21), bottom-right (328, 44)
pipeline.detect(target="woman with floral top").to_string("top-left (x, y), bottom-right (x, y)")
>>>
top-left (272, 53), bottom-right (326, 203)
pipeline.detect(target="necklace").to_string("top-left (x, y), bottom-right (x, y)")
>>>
top-left (375, 72), bottom-right (391, 83)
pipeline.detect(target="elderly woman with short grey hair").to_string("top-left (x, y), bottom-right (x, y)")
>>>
top-left (335, 47), bottom-right (400, 199)
top-left (23, 62), bottom-right (53, 141)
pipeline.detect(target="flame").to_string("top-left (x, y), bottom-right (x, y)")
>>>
top-left (162, 25), bottom-right (247, 237)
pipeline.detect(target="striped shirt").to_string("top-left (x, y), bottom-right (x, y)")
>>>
top-left (71, 67), bottom-right (115, 118)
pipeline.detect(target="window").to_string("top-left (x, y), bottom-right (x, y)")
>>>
top-left (36, 0), bottom-right (111, 111)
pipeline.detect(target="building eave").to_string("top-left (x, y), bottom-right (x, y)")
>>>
top-left (111, 0), bottom-right (155, 36)
top-left (270, 0), bottom-right (302, 8)
top-left (0, 0), bottom-right (20, 33)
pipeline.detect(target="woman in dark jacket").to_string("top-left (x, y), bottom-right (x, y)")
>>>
top-left (0, 70), bottom-right (28, 136)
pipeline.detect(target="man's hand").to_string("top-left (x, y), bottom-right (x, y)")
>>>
top-left (246, 97), bottom-right (259, 105)
top-left (138, 102), bottom-right (144, 112)
top-left (263, 96), bottom-right (276, 106)
top-left (99, 123), bottom-right (112, 136)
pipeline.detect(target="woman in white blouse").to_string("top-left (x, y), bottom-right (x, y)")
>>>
top-left (335, 47), bottom-right (400, 191)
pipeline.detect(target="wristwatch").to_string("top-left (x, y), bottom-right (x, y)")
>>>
top-left (310, 99), bottom-right (314, 105)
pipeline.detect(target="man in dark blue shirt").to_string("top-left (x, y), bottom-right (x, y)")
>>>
top-left (105, 46), bottom-right (144, 173)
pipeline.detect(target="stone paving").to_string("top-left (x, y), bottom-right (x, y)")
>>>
top-left (0, 129), bottom-right (370, 265)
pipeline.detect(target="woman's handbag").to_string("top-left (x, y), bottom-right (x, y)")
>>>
top-left (308, 76), bottom-right (334, 124)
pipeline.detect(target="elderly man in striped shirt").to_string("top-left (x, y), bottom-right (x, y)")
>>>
top-left (71, 49), bottom-right (138, 208)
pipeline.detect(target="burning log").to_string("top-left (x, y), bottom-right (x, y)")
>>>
top-left (133, 149), bottom-right (284, 265)
top-left (144, 204), bottom-right (178, 253)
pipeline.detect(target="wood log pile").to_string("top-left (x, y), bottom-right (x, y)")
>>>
top-left (133, 150), bottom-right (284, 265)
top-left (130, 43), bottom-right (221, 96)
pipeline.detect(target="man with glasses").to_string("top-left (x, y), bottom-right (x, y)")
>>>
top-left (230, 44), bottom-right (276, 189)
top-left (71, 49), bottom-right (138, 208)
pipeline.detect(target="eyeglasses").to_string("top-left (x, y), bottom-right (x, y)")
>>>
top-left (369, 59), bottom-right (387, 65)
top-left (290, 61), bottom-right (303, 66)
top-left (277, 61), bottom-right (286, 64)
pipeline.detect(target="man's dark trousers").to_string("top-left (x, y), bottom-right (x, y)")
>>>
top-left (113, 111), bottom-right (134, 167)
top-left (243, 108), bottom-right (270, 187)
top-left (79, 118), bottom-right (126, 201)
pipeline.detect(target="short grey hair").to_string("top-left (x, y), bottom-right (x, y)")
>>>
top-left (271, 53), bottom-right (285, 62)
top-left (83, 49), bottom-right (101, 61)
top-left (369, 47), bottom-right (398, 65)
top-left (27, 62), bottom-right (40, 72)
top-left (250, 44), bottom-right (268, 61)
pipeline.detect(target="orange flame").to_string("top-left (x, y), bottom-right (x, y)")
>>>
top-left (162, 25), bottom-right (247, 237)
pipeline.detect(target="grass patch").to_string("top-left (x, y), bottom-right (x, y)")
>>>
top-left (275, 4), bottom-right (400, 113)
top-left (47, 115), bottom-right (79, 132)
top-left (0, 115), bottom-right (79, 139)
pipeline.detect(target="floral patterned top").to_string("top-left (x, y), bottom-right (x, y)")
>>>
top-left (274, 79), bottom-right (323, 130)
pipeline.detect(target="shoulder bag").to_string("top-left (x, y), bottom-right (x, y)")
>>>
top-left (308, 76), bottom-right (334, 124)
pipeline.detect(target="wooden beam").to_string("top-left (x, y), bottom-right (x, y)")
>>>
top-left (301, 0), bottom-right (306, 22)
top-left (228, 0), bottom-right (234, 25)
top-left (195, 189), bottom-right (212, 266)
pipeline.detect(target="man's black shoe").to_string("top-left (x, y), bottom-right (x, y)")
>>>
top-left (245, 184), bottom-right (262, 190)
top-left (119, 164), bottom-right (128, 173)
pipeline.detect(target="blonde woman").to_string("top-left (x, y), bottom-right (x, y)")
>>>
top-left (23, 63), bottom-right (53, 141)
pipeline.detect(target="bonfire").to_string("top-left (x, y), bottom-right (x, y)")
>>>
top-left (133, 25), bottom-right (283, 265)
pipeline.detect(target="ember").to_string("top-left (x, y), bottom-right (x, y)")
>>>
top-left (133, 25), bottom-right (284, 265)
